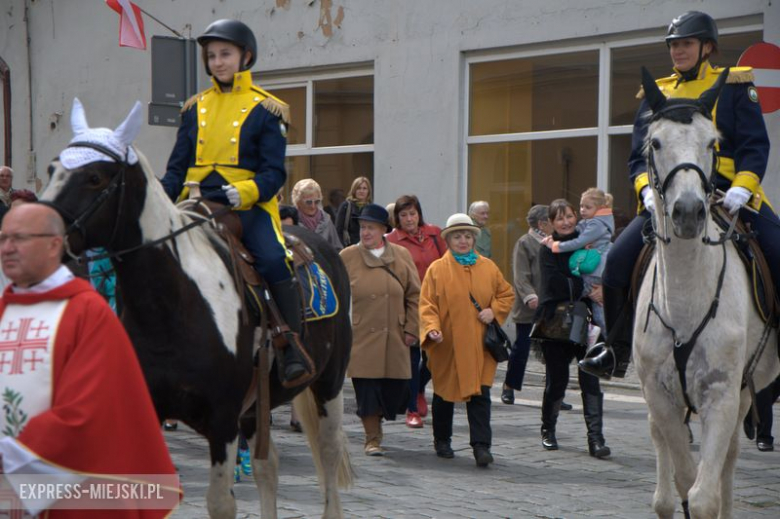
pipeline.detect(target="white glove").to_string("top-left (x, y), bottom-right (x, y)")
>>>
top-left (722, 186), bottom-right (751, 214)
top-left (222, 185), bottom-right (241, 208)
top-left (641, 187), bottom-right (656, 214)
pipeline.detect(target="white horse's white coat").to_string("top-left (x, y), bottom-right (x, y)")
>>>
top-left (635, 112), bottom-right (780, 519)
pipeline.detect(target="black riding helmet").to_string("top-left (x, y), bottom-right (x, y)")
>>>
top-left (665, 11), bottom-right (718, 80)
top-left (197, 19), bottom-right (257, 75)
top-left (665, 11), bottom-right (718, 46)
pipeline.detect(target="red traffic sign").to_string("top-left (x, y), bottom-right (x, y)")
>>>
top-left (738, 42), bottom-right (780, 114)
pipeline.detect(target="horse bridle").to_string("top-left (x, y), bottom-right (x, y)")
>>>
top-left (51, 141), bottom-right (231, 263)
top-left (53, 141), bottom-right (130, 257)
top-left (645, 136), bottom-right (718, 246)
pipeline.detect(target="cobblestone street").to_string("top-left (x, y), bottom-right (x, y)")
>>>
top-left (165, 359), bottom-right (780, 518)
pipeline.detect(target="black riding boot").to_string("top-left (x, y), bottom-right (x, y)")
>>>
top-left (541, 397), bottom-right (562, 450)
top-left (582, 392), bottom-right (611, 458)
top-left (270, 278), bottom-right (311, 386)
top-left (579, 285), bottom-right (632, 379)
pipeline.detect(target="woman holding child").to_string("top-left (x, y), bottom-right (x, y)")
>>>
top-left (533, 199), bottom-right (611, 459)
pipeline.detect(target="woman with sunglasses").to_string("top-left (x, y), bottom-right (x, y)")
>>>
top-left (292, 178), bottom-right (343, 251)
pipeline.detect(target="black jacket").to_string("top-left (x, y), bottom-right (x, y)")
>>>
top-left (536, 231), bottom-right (585, 321)
top-left (335, 200), bottom-right (362, 247)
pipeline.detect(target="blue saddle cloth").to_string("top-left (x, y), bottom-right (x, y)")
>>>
top-left (296, 261), bottom-right (339, 321)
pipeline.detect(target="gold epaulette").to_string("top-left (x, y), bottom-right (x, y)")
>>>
top-left (252, 86), bottom-right (290, 124)
top-left (181, 87), bottom-right (216, 113)
top-left (636, 67), bottom-right (756, 98)
top-left (636, 75), bottom-right (677, 99)
top-left (725, 66), bottom-right (754, 84)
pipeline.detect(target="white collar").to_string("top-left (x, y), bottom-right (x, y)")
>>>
top-left (12, 265), bottom-right (75, 294)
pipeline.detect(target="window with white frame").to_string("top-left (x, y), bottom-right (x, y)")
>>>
top-left (263, 69), bottom-right (374, 216)
top-left (466, 27), bottom-right (762, 275)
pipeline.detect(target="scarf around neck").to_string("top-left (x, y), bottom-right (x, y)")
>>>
top-left (452, 249), bottom-right (478, 266)
top-left (300, 208), bottom-right (324, 231)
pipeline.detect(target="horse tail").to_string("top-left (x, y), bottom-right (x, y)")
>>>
top-left (293, 387), bottom-right (354, 490)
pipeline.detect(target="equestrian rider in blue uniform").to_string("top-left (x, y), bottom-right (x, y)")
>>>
top-left (580, 11), bottom-right (780, 379)
top-left (161, 19), bottom-right (309, 386)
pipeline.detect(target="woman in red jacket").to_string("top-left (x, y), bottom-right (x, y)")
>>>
top-left (387, 195), bottom-right (446, 427)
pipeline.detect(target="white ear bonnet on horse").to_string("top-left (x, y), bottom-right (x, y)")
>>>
top-left (60, 98), bottom-right (141, 169)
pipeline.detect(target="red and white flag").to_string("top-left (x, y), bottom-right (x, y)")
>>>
top-left (106, 0), bottom-right (147, 50)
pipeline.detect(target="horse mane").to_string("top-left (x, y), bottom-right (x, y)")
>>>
top-left (134, 148), bottom-right (234, 268)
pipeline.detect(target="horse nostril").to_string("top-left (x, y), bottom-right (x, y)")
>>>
top-left (696, 202), bottom-right (706, 221)
top-left (672, 202), bottom-right (685, 222)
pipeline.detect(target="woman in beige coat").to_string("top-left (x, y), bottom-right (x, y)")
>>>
top-left (340, 204), bottom-right (421, 456)
top-left (419, 213), bottom-right (514, 467)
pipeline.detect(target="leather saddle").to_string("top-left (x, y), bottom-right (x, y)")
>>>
top-left (191, 199), bottom-right (313, 281)
top-left (186, 199), bottom-right (314, 325)
top-left (631, 205), bottom-right (778, 324)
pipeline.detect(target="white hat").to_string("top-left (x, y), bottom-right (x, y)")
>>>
top-left (441, 213), bottom-right (481, 240)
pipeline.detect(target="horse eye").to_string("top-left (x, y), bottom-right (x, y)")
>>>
top-left (47, 164), bottom-right (55, 178)
top-left (707, 139), bottom-right (716, 149)
top-left (651, 139), bottom-right (661, 150)
top-left (89, 174), bottom-right (101, 186)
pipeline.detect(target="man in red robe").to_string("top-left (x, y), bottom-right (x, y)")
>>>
top-left (0, 204), bottom-right (180, 517)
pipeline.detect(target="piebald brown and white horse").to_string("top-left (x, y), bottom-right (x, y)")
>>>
top-left (41, 99), bottom-right (353, 519)
top-left (634, 68), bottom-right (780, 518)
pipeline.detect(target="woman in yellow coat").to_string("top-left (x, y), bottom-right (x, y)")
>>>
top-left (340, 204), bottom-right (421, 456)
top-left (419, 213), bottom-right (514, 467)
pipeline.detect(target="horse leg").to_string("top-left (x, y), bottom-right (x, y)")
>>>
top-left (717, 393), bottom-right (749, 519)
top-left (248, 434), bottom-right (280, 519)
top-left (316, 390), bottom-right (352, 518)
top-left (648, 413), bottom-right (675, 519)
top-left (207, 436), bottom-right (239, 519)
top-left (644, 390), bottom-right (698, 514)
top-left (688, 386), bottom-right (741, 519)
top-left (294, 387), bottom-right (353, 519)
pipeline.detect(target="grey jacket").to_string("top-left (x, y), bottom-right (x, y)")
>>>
top-left (509, 230), bottom-right (544, 324)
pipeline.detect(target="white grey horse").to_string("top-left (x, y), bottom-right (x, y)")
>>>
top-left (633, 68), bottom-right (780, 519)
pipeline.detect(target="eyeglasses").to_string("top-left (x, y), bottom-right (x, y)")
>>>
top-left (0, 233), bottom-right (60, 246)
top-left (303, 199), bottom-right (322, 206)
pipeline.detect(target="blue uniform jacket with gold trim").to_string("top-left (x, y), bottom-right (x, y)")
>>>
top-left (629, 62), bottom-right (770, 210)
top-left (162, 73), bottom-right (288, 210)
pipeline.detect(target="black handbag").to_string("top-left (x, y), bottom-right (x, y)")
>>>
top-left (469, 294), bottom-right (510, 363)
top-left (529, 280), bottom-right (590, 345)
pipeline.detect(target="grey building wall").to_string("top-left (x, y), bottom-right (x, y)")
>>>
top-left (1, 0), bottom-right (777, 225)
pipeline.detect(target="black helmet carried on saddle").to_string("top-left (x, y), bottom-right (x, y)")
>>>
top-left (197, 19), bottom-right (258, 75)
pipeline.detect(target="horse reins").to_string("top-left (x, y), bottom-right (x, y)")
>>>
top-left (53, 141), bottom-right (231, 263)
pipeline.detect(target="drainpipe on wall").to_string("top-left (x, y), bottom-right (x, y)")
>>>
top-left (24, 0), bottom-right (37, 191)
top-left (0, 57), bottom-right (10, 167)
